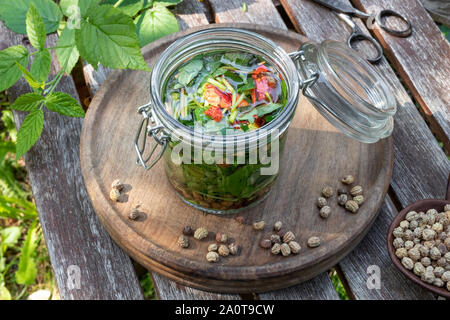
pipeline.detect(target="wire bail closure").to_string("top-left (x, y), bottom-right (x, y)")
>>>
top-left (134, 102), bottom-right (169, 170)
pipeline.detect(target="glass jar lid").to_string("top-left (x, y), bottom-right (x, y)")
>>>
top-left (293, 40), bottom-right (396, 143)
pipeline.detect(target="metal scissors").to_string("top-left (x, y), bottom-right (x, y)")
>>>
top-left (311, 0), bottom-right (412, 63)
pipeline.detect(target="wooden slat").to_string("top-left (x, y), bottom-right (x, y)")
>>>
top-left (259, 273), bottom-right (340, 300)
top-left (0, 23), bottom-right (143, 300)
top-left (209, 0), bottom-right (287, 30)
top-left (280, 0), bottom-right (449, 299)
top-left (208, 0), bottom-right (340, 300)
top-left (339, 197), bottom-right (434, 299)
top-left (419, 0), bottom-right (450, 26)
top-left (82, 0), bottom-right (241, 300)
top-left (352, 0), bottom-right (450, 153)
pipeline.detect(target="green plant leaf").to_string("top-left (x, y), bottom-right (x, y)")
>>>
top-left (0, 195), bottom-right (37, 219)
top-left (56, 27), bottom-right (79, 74)
top-left (45, 92), bottom-right (85, 118)
top-left (75, 4), bottom-right (149, 71)
top-left (0, 141), bottom-right (15, 163)
top-left (134, 5), bottom-right (179, 47)
top-left (103, 0), bottom-right (150, 17)
top-left (60, 0), bottom-right (101, 18)
top-left (26, 3), bottom-right (46, 49)
top-left (0, 284), bottom-right (11, 300)
top-left (153, 0), bottom-right (182, 6)
top-left (30, 48), bottom-right (51, 83)
top-left (0, 0), bottom-right (63, 35)
top-left (0, 160), bottom-right (29, 199)
top-left (0, 46), bottom-right (29, 92)
top-left (10, 93), bottom-right (44, 112)
top-left (1, 110), bottom-right (17, 142)
top-left (1, 226), bottom-right (22, 252)
top-left (15, 220), bottom-right (38, 285)
top-left (16, 109), bottom-right (44, 158)
top-left (176, 58), bottom-right (203, 87)
top-left (15, 62), bottom-right (45, 89)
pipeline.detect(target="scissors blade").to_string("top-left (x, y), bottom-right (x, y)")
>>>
top-left (310, 0), bottom-right (369, 18)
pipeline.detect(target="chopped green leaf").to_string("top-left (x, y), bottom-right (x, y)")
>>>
top-left (16, 109), bottom-right (44, 158)
top-left (134, 5), bottom-right (179, 47)
top-left (0, 0), bottom-right (63, 34)
top-left (224, 52), bottom-right (252, 65)
top-left (56, 27), bottom-right (80, 74)
top-left (15, 220), bottom-right (38, 285)
top-left (45, 92), bottom-right (85, 117)
top-left (26, 3), bottom-right (46, 49)
top-left (10, 93), bottom-right (44, 112)
top-left (254, 102), bottom-right (282, 117)
top-left (75, 4), bottom-right (149, 71)
top-left (0, 45), bottom-right (29, 92)
top-left (237, 109), bottom-right (257, 123)
top-left (177, 58), bottom-right (203, 87)
top-left (237, 78), bottom-right (255, 92)
top-left (31, 48), bottom-right (51, 82)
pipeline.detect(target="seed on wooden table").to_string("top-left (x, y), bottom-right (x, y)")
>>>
top-left (271, 243), bottom-right (281, 255)
top-left (182, 226), bottom-right (193, 236)
top-left (316, 197), bottom-right (327, 208)
top-left (218, 244), bottom-right (230, 256)
top-left (228, 243), bottom-right (239, 255)
top-left (280, 243), bottom-right (291, 256)
top-left (194, 227), bottom-right (208, 240)
top-left (128, 208), bottom-right (139, 220)
top-left (270, 234), bottom-right (281, 244)
top-left (282, 231), bottom-right (295, 243)
top-left (350, 185), bottom-right (363, 196)
top-left (208, 243), bottom-right (218, 252)
top-left (345, 200), bottom-right (359, 213)
top-left (206, 251), bottom-right (219, 263)
top-left (177, 235), bottom-right (189, 248)
top-left (319, 206), bottom-right (331, 219)
top-left (341, 175), bottom-right (354, 185)
top-left (307, 236), bottom-right (321, 248)
top-left (321, 186), bottom-right (333, 198)
top-left (216, 232), bottom-right (228, 243)
top-left (444, 204), bottom-right (450, 212)
top-left (273, 221), bottom-right (282, 231)
top-left (111, 179), bottom-right (124, 191)
top-left (109, 189), bottom-right (120, 202)
top-left (260, 239), bottom-right (272, 249)
top-left (288, 241), bottom-right (301, 254)
top-left (253, 221), bottom-right (265, 230)
top-left (353, 195), bottom-right (365, 205)
top-left (337, 194), bottom-right (348, 206)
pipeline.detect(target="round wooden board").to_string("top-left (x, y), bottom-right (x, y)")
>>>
top-left (80, 24), bottom-right (394, 293)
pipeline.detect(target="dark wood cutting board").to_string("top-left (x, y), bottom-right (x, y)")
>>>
top-left (80, 24), bottom-right (394, 293)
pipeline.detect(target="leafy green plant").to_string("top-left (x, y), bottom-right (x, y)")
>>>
top-left (0, 0), bottom-right (181, 158)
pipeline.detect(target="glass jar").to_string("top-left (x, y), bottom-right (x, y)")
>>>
top-left (134, 28), bottom-right (396, 214)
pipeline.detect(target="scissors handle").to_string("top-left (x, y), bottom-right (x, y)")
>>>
top-left (375, 9), bottom-right (412, 37)
top-left (347, 31), bottom-right (383, 64)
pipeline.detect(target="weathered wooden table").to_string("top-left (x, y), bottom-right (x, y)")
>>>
top-left (2, 0), bottom-right (449, 299)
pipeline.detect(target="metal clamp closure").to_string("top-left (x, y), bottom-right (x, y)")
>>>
top-left (134, 102), bottom-right (169, 170)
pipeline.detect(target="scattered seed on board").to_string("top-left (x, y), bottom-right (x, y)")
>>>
top-left (319, 206), bottom-right (331, 219)
top-left (194, 227), bottom-right (208, 240)
top-left (307, 236), bottom-right (321, 248)
top-left (206, 251), bottom-right (219, 263)
top-left (353, 195), bottom-right (365, 205)
top-left (321, 186), bottom-right (334, 198)
top-left (177, 235), bottom-right (189, 248)
top-left (350, 185), bottom-right (363, 196)
top-left (341, 175), bottom-right (354, 185)
top-left (282, 231), bottom-right (295, 243)
top-left (271, 234), bottom-right (281, 244)
top-left (228, 243), bottom-right (239, 255)
top-left (345, 200), bottom-right (359, 213)
top-left (253, 221), bottom-right (265, 230)
top-left (316, 197), bottom-right (327, 208)
top-left (208, 243), bottom-right (218, 252)
top-left (182, 226), bottom-right (193, 236)
top-left (260, 239), bottom-right (272, 249)
top-left (111, 179), bottom-right (124, 192)
top-left (273, 221), bottom-right (282, 231)
top-left (337, 194), bottom-right (348, 206)
top-left (216, 232), bottom-right (228, 243)
top-left (280, 243), bottom-right (291, 256)
top-left (218, 244), bottom-right (230, 256)
top-left (271, 243), bottom-right (281, 255)
top-left (128, 208), bottom-right (139, 220)
top-left (109, 189), bottom-right (121, 202)
top-left (288, 241), bottom-right (301, 254)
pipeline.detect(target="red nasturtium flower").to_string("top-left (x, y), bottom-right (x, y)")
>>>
top-left (252, 64), bottom-right (277, 102)
top-left (204, 84), bottom-right (232, 109)
top-left (204, 105), bottom-right (223, 122)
